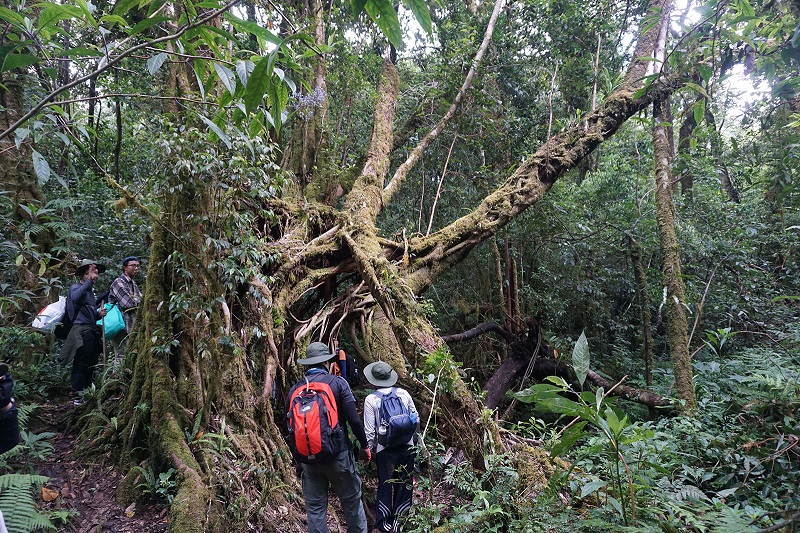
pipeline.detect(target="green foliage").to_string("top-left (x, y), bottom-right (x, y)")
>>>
top-left (0, 474), bottom-right (53, 532)
top-left (132, 465), bottom-right (179, 504)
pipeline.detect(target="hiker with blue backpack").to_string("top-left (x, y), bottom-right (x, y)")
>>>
top-left (363, 361), bottom-right (420, 533)
top-left (286, 342), bottom-right (372, 533)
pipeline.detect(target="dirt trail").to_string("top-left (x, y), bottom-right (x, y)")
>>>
top-left (29, 398), bottom-right (168, 533)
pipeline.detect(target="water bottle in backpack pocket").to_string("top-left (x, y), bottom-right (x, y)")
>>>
top-left (376, 388), bottom-right (417, 449)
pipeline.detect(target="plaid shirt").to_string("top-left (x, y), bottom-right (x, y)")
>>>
top-left (109, 274), bottom-right (141, 333)
top-left (109, 274), bottom-right (141, 310)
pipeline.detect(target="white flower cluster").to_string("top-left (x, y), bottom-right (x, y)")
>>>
top-left (294, 86), bottom-right (328, 120)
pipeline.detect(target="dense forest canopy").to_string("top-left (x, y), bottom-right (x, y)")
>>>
top-left (1, 0), bottom-right (799, 531)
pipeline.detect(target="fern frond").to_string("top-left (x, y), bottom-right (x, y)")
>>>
top-left (709, 506), bottom-right (758, 533)
top-left (16, 402), bottom-right (40, 429)
top-left (0, 473), bottom-right (53, 532)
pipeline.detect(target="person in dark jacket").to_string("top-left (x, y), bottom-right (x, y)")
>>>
top-left (0, 364), bottom-right (19, 453)
top-left (286, 342), bottom-right (371, 533)
top-left (58, 259), bottom-right (107, 405)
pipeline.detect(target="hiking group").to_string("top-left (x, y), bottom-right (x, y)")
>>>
top-left (56, 257), bottom-right (142, 405)
top-left (287, 342), bottom-right (422, 533)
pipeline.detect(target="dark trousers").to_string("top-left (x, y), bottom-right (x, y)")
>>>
top-left (0, 403), bottom-right (19, 453)
top-left (71, 326), bottom-right (101, 393)
top-left (375, 446), bottom-right (415, 533)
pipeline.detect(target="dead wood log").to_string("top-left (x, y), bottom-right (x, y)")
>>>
top-left (442, 320), bottom-right (672, 411)
top-left (586, 369), bottom-right (672, 409)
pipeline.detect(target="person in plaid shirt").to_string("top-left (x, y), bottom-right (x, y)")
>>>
top-left (108, 256), bottom-right (142, 369)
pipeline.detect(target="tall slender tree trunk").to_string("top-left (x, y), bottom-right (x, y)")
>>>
top-left (628, 235), bottom-right (654, 386)
top-left (653, 95), bottom-right (696, 413)
top-left (651, 0), bottom-right (696, 413)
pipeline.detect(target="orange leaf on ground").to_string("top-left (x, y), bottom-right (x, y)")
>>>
top-left (42, 487), bottom-right (59, 502)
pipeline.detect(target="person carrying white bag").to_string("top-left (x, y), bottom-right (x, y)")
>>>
top-left (31, 296), bottom-right (67, 333)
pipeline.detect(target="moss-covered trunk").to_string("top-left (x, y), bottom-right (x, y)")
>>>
top-left (0, 77), bottom-right (56, 319)
top-left (116, 167), bottom-right (302, 532)
top-left (653, 95), bottom-right (697, 413)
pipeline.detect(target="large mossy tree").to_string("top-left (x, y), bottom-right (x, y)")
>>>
top-left (2, 0), bottom-right (799, 530)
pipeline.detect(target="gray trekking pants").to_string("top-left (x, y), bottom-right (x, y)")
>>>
top-left (300, 447), bottom-right (367, 533)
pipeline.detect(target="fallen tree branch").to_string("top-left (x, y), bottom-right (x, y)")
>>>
top-left (586, 369), bottom-right (673, 408)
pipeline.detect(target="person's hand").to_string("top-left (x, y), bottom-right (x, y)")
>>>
top-left (98, 306), bottom-right (108, 318)
top-left (87, 264), bottom-right (99, 282)
top-left (359, 447), bottom-right (372, 465)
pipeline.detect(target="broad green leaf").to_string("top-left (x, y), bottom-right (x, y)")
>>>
top-left (511, 383), bottom-right (564, 403)
top-left (536, 395), bottom-right (591, 418)
top-left (579, 480), bottom-right (608, 499)
top-left (244, 55), bottom-right (273, 114)
top-left (193, 61), bottom-right (207, 101)
top-left (127, 16), bottom-right (170, 36)
top-left (595, 387), bottom-right (604, 413)
top-left (198, 115), bottom-right (231, 149)
top-left (235, 59), bottom-right (254, 88)
top-left (550, 420), bottom-right (587, 457)
top-left (603, 406), bottom-right (627, 436)
top-left (351, 0), bottom-right (368, 17)
top-left (147, 0), bottom-right (167, 18)
top-left (0, 45), bottom-right (16, 72)
top-left (684, 81), bottom-right (709, 98)
top-left (213, 61), bottom-right (236, 96)
top-left (2, 53), bottom-right (41, 72)
top-left (402, 0), bottom-right (432, 35)
top-left (364, 0), bottom-right (402, 49)
top-left (14, 128), bottom-right (30, 149)
top-left (100, 14), bottom-right (129, 28)
top-left (31, 150), bottom-right (51, 184)
top-left (38, 5), bottom-right (83, 31)
top-left (545, 375), bottom-right (569, 388)
top-left (225, 13), bottom-right (282, 47)
top-left (693, 98), bottom-right (706, 126)
top-left (75, 0), bottom-right (98, 28)
top-left (113, 0), bottom-right (141, 17)
top-left (147, 52), bottom-right (168, 76)
top-left (0, 7), bottom-right (26, 27)
top-left (572, 331), bottom-right (589, 388)
top-left (735, 0), bottom-right (755, 18)
top-left (698, 64), bottom-right (713, 84)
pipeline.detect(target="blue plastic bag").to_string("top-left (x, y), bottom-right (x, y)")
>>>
top-left (97, 303), bottom-right (125, 340)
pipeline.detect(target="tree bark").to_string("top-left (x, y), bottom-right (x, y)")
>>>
top-left (651, 0), bottom-right (696, 413)
top-left (653, 95), bottom-right (697, 413)
top-left (705, 107), bottom-right (741, 203)
top-left (0, 77), bottom-right (56, 319)
top-left (628, 235), bottom-right (654, 386)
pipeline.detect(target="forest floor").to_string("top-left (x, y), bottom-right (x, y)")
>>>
top-left (27, 395), bottom-right (445, 532)
top-left (28, 396), bottom-right (169, 533)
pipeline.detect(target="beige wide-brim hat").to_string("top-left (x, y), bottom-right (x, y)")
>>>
top-left (364, 361), bottom-right (398, 387)
top-left (297, 342), bottom-right (337, 365)
top-left (75, 259), bottom-right (107, 278)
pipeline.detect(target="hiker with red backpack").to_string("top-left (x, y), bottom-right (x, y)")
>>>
top-left (286, 342), bottom-right (371, 533)
top-left (362, 361), bottom-right (420, 533)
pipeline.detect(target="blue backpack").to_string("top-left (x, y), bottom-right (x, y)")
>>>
top-left (376, 388), bottom-right (417, 448)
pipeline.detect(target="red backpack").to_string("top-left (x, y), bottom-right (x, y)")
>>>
top-left (287, 377), bottom-right (346, 463)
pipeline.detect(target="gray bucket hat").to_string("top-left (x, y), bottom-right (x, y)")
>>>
top-left (75, 259), bottom-right (106, 278)
top-left (297, 342), bottom-right (337, 365)
top-left (364, 361), bottom-right (398, 387)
